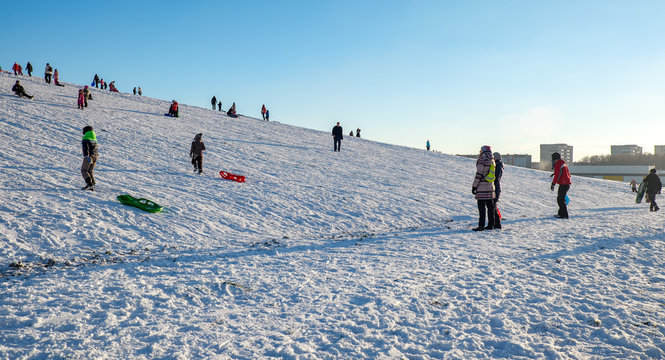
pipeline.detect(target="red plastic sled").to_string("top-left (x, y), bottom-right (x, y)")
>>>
top-left (220, 171), bottom-right (246, 183)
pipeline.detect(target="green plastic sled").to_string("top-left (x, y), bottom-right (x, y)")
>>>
top-left (117, 194), bottom-right (163, 213)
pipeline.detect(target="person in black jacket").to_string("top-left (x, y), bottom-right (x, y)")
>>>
top-left (211, 96), bottom-right (217, 110)
top-left (26, 62), bottom-right (33, 77)
top-left (81, 126), bottom-right (99, 190)
top-left (493, 152), bottom-right (504, 228)
top-left (11, 81), bottom-right (33, 99)
top-left (332, 122), bottom-right (343, 152)
top-left (644, 168), bottom-right (662, 212)
top-left (190, 133), bottom-right (206, 174)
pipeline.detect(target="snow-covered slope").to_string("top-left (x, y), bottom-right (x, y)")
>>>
top-left (1, 72), bottom-right (664, 359)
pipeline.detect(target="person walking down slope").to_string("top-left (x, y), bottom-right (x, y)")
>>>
top-left (26, 62), bottom-right (33, 77)
top-left (190, 133), bottom-right (206, 174)
top-left (426, 140), bottom-right (430, 151)
top-left (81, 126), bottom-right (98, 191)
top-left (471, 145), bottom-right (496, 231)
top-left (332, 122), bottom-right (343, 152)
top-left (630, 178), bottom-right (638, 193)
top-left (643, 168), bottom-right (662, 212)
top-left (211, 96), bottom-right (217, 110)
top-left (492, 152), bottom-right (504, 229)
top-left (44, 63), bottom-right (53, 84)
top-left (551, 152), bottom-right (571, 219)
top-left (12, 80), bottom-right (33, 99)
top-left (261, 104), bottom-right (267, 120)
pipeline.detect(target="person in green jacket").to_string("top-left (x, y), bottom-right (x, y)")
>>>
top-left (81, 126), bottom-right (98, 190)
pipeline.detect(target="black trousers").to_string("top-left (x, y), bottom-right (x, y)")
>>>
top-left (192, 156), bottom-right (202, 173)
top-left (334, 138), bottom-right (341, 152)
top-left (557, 184), bottom-right (570, 218)
top-left (477, 199), bottom-right (495, 228)
top-left (648, 192), bottom-right (659, 211)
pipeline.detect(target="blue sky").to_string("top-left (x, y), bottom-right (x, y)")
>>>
top-left (4, 1), bottom-right (665, 161)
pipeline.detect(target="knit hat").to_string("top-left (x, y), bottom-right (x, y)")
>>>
top-left (481, 145), bottom-right (491, 153)
top-left (493, 152), bottom-right (501, 161)
top-left (552, 152), bottom-right (561, 160)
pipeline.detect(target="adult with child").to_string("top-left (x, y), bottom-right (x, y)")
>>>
top-left (643, 168), bottom-right (662, 212)
top-left (332, 122), bottom-right (343, 152)
top-left (551, 152), bottom-right (571, 219)
top-left (81, 126), bottom-right (98, 191)
top-left (11, 80), bottom-right (33, 99)
top-left (189, 133), bottom-right (206, 174)
top-left (471, 145), bottom-right (496, 231)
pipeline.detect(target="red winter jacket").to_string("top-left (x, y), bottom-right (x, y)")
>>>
top-left (552, 159), bottom-right (571, 185)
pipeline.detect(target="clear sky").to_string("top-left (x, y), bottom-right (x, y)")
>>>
top-left (4, 1), bottom-right (665, 161)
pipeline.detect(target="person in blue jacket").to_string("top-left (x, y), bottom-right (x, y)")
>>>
top-left (81, 125), bottom-right (98, 191)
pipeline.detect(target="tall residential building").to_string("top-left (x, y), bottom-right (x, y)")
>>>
top-left (540, 144), bottom-right (573, 165)
top-left (611, 145), bottom-right (642, 156)
top-left (655, 145), bottom-right (665, 156)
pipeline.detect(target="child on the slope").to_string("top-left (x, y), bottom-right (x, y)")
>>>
top-left (189, 133), bottom-right (206, 174)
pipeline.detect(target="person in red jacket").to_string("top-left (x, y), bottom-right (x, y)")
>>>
top-left (167, 100), bottom-right (179, 117)
top-left (261, 104), bottom-right (266, 120)
top-left (12, 62), bottom-right (19, 75)
top-left (551, 152), bottom-right (571, 219)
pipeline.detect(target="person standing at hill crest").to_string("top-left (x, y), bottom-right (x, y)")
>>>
top-left (551, 152), bottom-right (571, 219)
top-left (26, 62), bottom-right (33, 76)
top-left (332, 122), bottom-right (343, 152)
top-left (81, 126), bottom-right (98, 191)
top-left (211, 96), bottom-right (217, 110)
top-left (44, 63), bottom-right (53, 84)
top-left (472, 145), bottom-right (496, 231)
top-left (261, 104), bottom-right (267, 120)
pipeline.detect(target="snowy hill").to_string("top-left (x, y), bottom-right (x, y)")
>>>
top-left (1, 71), bottom-right (664, 359)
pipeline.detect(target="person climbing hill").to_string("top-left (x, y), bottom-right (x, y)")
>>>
top-left (81, 126), bottom-right (98, 191)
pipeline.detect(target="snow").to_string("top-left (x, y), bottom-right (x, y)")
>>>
top-left (1, 71), bottom-right (664, 359)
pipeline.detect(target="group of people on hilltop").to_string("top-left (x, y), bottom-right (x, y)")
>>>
top-left (132, 87), bottom-right (142, 95)
top-left (12, 62), bottom-right (32, 76)
top-left (348, 128), bottom-right (361, 138)
top-left (261, 104), bottom-right (270, 121)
